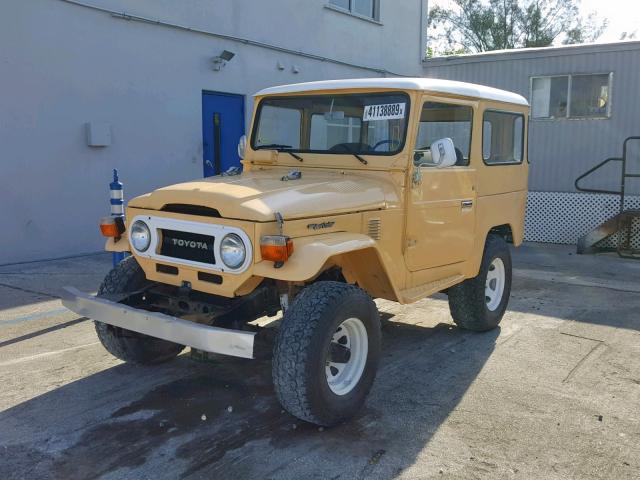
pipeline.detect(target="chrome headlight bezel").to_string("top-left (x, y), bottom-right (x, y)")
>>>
top-left (130, 220), bottom-right (151, 252)
top-left (219, 233), bottom-right (246, 270)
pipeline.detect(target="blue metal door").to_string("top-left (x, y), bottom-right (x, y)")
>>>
top-left (202, 91), bottom-right (245, 177)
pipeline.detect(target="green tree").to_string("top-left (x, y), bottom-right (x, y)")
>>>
top-left (428, 0), bottom-right (607, 55)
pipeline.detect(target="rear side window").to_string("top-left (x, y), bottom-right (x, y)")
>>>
top-left (482, 110), bottom-right (524, 165)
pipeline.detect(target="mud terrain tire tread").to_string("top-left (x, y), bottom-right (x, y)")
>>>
top-left (272, 281), bottom-right (380, 426)
top-left (447, 234), bottom-right (512, 332)
top-left (95, 256), bottom-right (184, 364)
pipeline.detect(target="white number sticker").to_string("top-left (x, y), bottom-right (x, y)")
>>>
top-left (363, 103), bottom-right (406, 121)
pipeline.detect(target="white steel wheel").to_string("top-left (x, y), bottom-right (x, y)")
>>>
top-left (325, 317), bottom-right (369, 396)
top-left (485, 257), bottom-right (506, 311)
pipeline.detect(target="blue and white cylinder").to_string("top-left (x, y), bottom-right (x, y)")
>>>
top-left (110, 169), bottom-right (126, 266)
top-left (110, 169), bottom-right (124, 216)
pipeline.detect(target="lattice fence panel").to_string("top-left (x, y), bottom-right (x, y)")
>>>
top-left (524, 191), bottom-right (640, 245)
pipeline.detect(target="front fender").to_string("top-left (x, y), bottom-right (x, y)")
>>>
top-left (252, 232), bottom-right (376, 282)
top-left (105, 237), bottom-right (130, 253)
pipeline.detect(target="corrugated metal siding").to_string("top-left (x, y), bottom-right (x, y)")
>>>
top-left (423, 44), bottom-right (640, 194)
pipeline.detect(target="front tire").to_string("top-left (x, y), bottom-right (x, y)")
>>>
top-left (95, 256), bottom-right (184, 364)
top-left (272, 282), bottom-right (381, 426)
top-left (448, 234), bottom-right (512, 332)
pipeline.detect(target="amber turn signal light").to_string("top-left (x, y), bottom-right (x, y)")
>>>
top-left (100, 216), bottom-right (125, 238)
top-left (260, 235), bottom-right (294, 263)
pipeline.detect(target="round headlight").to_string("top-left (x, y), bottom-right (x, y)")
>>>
top-left (220, 233), bottom-right (246, 269)
top-left (130, 220), bottom-right (151, 252)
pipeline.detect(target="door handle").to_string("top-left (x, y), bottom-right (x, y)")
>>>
top-left (461, 200), bottom-right (473, 209)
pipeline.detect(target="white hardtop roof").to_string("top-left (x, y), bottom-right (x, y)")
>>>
top-left (254, 77), bottom-right (528, 106)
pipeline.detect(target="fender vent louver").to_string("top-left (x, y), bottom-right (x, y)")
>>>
top-left (368, 218), bottom-right (382, 240)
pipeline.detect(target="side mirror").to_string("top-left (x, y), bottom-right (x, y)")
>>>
top-left (237, 134), bottom-right (247, 159)
top-left (429, 137), bottom-right (457, 168)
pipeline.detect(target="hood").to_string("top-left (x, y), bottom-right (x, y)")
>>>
top-left (128, 170), bottom-right (400, 222)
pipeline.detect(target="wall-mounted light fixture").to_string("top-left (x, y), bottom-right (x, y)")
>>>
top-left (212, 50), bottom-right (235, 71)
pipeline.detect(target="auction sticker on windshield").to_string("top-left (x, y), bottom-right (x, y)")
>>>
top-left (363, 103), bottom-right (406, 121)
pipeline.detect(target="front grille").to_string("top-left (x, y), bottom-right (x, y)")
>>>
top-left (160, 230), bottom-right (216, 264)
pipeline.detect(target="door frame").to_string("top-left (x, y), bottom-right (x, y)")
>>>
top-left (404, 93), bottom-right (478, 274)
top-left (201, 90), bottom-right (246, 177)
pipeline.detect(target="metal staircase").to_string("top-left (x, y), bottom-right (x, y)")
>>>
top-left (575, 136), bottom-right (640, 259)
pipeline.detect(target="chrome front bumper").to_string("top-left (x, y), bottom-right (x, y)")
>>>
top-left (61, 287), bottom-right (256, 359)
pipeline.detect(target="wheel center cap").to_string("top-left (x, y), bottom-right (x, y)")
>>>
top-left (329, 342), bottom-right (351, 364)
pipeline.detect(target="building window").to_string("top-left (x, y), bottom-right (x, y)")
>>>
top-left (328, 0), bottom-right (379, 21)
top-left (414, 102), bottom-right (473, 167)
top-left (483, 110), bottom-right (524, 165)
top-left (531, 73), bottom-right (612, 120)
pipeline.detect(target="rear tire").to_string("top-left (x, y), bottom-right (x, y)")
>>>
top-left (95, 256), bottom-right (184, 364)
top-left (272, 282), bottom-right (381, 426)
top-left (448, 234), bottom-right (512, 332)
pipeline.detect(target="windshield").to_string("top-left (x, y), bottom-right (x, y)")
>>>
top-left (251, 92), bottom-right (410, 156)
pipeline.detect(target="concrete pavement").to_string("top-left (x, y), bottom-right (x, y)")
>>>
top-left (0, 244), bottom-right (639, 479)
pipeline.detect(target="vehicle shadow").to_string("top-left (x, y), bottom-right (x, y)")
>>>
top-left (0, 318), bottom-right (498, 480)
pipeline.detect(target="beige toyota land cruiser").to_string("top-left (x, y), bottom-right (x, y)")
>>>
top-left (63, 78), bottom-right (529, 426)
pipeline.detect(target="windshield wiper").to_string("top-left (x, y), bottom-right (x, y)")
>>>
top-left (256, 143), bottom-right (293, 150)
top-left (333, 143), bottom-right (368, 165)
top-left (255, 144), bottom-right (303, 162)
top-left (286, 151), bottom-right (303, 162)
top-left (352, 153), bottom-right (368, 165)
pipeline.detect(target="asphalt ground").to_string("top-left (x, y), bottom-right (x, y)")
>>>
top-left (1, 243), bottom-right (639, 479)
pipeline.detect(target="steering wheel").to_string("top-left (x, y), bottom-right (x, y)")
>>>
top-left (413, 146), bottom-right (430, 164)
top-left (372, 139), bottom-right (400, 151)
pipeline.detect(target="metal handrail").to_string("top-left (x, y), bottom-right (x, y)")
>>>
top-left (574, 157), bottom-right (623, 195)
top-left (575, 136), bottom-right (640, 214)
top-left (619, 136), bottom-right (640, 213)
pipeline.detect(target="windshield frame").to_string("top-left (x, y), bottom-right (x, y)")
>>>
top-left (249, 91), bottom-right (412, 157)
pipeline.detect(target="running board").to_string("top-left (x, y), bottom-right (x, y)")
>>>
top-left (61, 287), bottom-right (256, 359)
top-left (399, 274), bottom-right (464, 303)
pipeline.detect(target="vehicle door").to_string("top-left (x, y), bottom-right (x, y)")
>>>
top-left (405, 97), bottom-right (477, 271)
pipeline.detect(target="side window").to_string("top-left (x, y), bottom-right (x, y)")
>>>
top-left (482, 111), bottom-right (524, 165)
top-left (414, 102), bottom-right (473, 167)
top-left (482, 121), bottom-right (492, 160)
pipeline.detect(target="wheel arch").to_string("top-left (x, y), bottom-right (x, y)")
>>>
top-left (332, 247), bottom-right (398, 301)
top-left (489, 223), bottom-right (514, 243)
top-left (252, 232), bottom-right (400, 302)
top-left (469, 222), bottom-right (518, 277)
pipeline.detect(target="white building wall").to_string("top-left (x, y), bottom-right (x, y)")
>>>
top-left (0, 0), bottom-right (427, 264)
